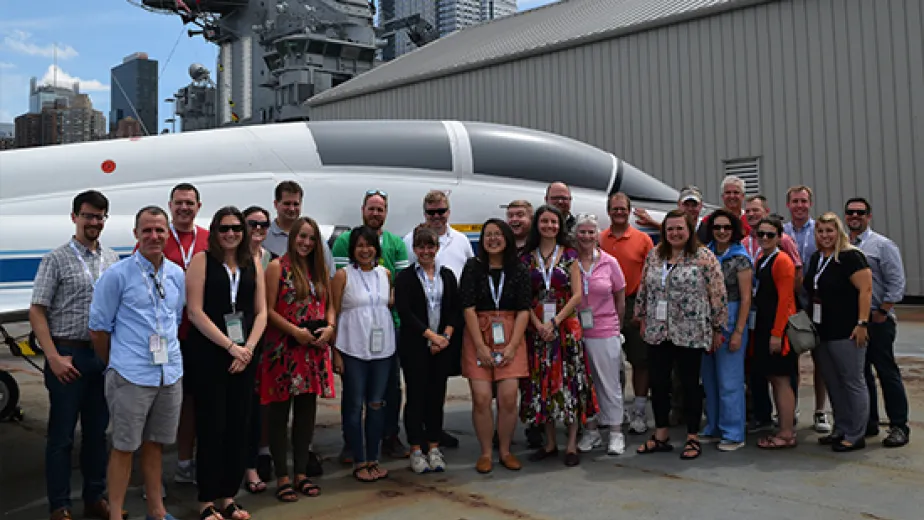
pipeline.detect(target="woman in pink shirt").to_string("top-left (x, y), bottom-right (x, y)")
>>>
top-left (573, 214), bottom-right (628, 456)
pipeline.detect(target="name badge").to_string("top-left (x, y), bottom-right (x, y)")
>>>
top-left (812, 303), bottom-right (822, 324)
top-left (748, 309), bottom-right (757, 330)
top-left (369, 327), bottom-right (385, 354)
top-left (224, 312), bottom-right (245, 345)
top-left (579, 308), bottom-right (594, 329)
top-left (150, 334), bottom-right (168, 365)
top-left (655, 300), bottom-right (668, 321)
top-left (543, 301), bottom-right (557, 324)
top-left (491, 321), bottom-right (506, 345)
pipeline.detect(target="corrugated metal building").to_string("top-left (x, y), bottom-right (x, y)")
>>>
top-left (308, 0), bottom-right (924, 296)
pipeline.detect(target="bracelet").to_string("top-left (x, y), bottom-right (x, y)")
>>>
top-left (226, 339), bottom-right (235, 350)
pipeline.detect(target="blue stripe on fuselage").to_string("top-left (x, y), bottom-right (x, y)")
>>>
top-left (0, 252), bottom-right (133, 284)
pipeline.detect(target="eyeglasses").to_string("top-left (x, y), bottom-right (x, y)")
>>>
top-left (845, 209), bottom-right (869, 216)
top-left (218, 224), bottom-right (244, 233)
top-left (150, 274), bottom-right (165, 299)
top-left (713, 224), bottom-right (733, 231)
top-left (425, 208), bottom-right (448, 216)
top-left (247, 220), bottom-right (270, 229)
top-left (79, 212), bottom-right (108, 222)
top-left (756, 231), bottom-right (778, 239)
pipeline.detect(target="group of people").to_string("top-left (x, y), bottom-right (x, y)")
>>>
top-left (30, 175), bottom-right (911, 520)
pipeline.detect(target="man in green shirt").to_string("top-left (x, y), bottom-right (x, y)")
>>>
top-left (331, 190), bottom-right (411, 460)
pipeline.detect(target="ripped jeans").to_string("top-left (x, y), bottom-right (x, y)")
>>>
top-left (340, 352), bottom-right (394, 464)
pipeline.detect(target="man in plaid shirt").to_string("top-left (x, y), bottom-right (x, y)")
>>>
top-left (29, 190), bottom-right (122, 520)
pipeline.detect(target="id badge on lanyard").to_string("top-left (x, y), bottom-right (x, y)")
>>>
top-left (537, 246), bottom-right (559, 324)
top-left (812, 255), bottom-right (833, 324)
top-left (579, 307), bottom-right (594, 329)
top-left (370, 328), bottom-right (385, 353)
top-left (224, 264), bottom-right (245, 344)
top-left (138, 258), bottom-right (169, 365)
top-left (358, 267), bottom-right (385, 354)
top-left (489, 271), bottom-right (507, 345)
top-left (150, 334), bottom-right (168, 365)
top-left (656, 261), bottom-right (674, 321)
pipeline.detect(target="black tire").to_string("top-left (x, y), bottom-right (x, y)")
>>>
top-left (0, 370), bottom-right (20, 421)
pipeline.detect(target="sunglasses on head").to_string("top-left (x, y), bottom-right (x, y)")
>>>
top-left (218, 224), bottom-right (243, 233)
top-left (425, 208), bottom-right (448, 216)
top-left (845, 209), bottom-right (868, 216)
top-left (247, 220), bottom-right (270, 229)
top-left (756, 231), bottom-right (777, 239)
top-left (713, 224), bottom-right (733, 231)
top-left (365, 189), bottom-right (388, 200)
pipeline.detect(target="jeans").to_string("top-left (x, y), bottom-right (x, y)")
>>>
top-left (865, 317), bottom-right (909, 431)
top-left (44, 344), bottom-right (109, 512)
top-left (384, 348), bottom-right (402, 439)
top-left (341, 353), bottom-right (393, 463)
top-left (701, 302), bottom-right (746, 442)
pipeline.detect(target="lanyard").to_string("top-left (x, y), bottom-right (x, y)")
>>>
top-left (417, 266), bottom-right (441, 313)
top-left (488, 270), bottom-right (505, 310)
top-left (758, 249), bottom-right (779, 273)
top-left (169, 225), bottom-right (197, 269)
top-left (356, 266), bottom-right (381, 324)
top-left (224, 264), bottom-right (240, 312)
top-left (69, 241), bottom-right (102, 283)
top-left (135, 256), bottom-right (166, 336)
top-left (814, 254), bottom-right (834, 290)
top-left (746, 237), bottom-right (761, 264)
top-left (536, 245), bottom-right (560, 292)
top-left (795, 223), bottom-right (812, 262)
top-left (578, 250), bottom-right (597, 296)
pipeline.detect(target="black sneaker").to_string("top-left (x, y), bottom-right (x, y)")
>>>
top-left (818, 433), bottom-right (844, 446)
top-left (882, 426), bottom-right (910, 448)
top-left (747, 421), bottom-right (773, 434)
top-left (525, 425), bottom-right (544, 449)
top-left (305, 450), bottom-right (323, 477)
top-left (440, 430), bottom-right (460, 449)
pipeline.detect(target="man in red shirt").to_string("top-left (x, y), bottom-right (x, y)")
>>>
top-left (599, 193), bottom-right (654, 435)
top-left (164, 183), bottom-right (209, 486)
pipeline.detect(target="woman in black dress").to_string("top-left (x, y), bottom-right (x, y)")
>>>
top-left (186, 206), bottom-right (267, 520)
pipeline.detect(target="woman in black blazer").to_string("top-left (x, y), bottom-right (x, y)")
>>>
top-left (395, 226), bottom-right (463, 474)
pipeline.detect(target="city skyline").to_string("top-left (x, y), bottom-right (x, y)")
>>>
top-left (0, 0), bottom-right (558, 132)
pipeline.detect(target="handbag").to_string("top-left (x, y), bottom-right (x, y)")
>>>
top-left (785, 310), bottom-right (819, 355)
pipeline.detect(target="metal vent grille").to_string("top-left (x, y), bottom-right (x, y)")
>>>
top-left (722, 157), bottom-right (761, 195)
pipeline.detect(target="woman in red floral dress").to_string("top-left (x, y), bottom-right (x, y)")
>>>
top-left (259, 216), bottom-right (335, 503)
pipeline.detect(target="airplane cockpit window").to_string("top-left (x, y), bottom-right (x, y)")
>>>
top-left (463, 122), bottom-right (614, 192)
top-left (613, 161), bottom-right (679, 203)
top-left (309, 120), bottom-right (453, 171)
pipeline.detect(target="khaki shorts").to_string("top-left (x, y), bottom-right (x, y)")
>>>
top-left (105, 369), bottom-right (183, 452)
top-left (622, 294), bottom-right (647, 370)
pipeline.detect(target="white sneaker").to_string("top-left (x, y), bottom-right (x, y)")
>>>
top-left (814, 411), bottom-right (833, 434)
top-left (577, 429), bottom-right (603, 452)
top-left (427, 447), bottom-right (446, 472)
top-left (607, 432), bottom-right (626, 455)
top-left (410, 450), bottom-right (430, 474)
top-left (628, 410), bottom-right (648, 435)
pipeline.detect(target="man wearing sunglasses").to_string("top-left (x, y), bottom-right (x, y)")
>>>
top-left (844, 197), bottom-right (910, 448)
top-left (403, 190), bottom-right (474, 281)
top-left (332, 189), bottom-right (412, 460)
top-left (30, 191), bottom-right (122, 520)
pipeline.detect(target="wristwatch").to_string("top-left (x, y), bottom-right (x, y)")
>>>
top-left (857, 320), bottom-right (869, 328)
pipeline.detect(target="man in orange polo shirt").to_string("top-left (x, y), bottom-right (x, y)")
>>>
top-left (599, 192), bottom-right (654, 434)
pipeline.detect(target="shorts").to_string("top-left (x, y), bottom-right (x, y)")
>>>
top-left (752, 332), bottom-right (799, 378)
top-left (622, 294), bottom-right (647, 370)
top-left (105, 369), bottom-right (183, 452)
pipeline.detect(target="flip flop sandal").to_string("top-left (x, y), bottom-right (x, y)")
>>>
top-left (353, 465), bottom-right (377, 483)
top-left (757, 435), bottom-right (798, 449)
top-left (637, 435), bottom-right (673, 454)
top-left (295, 477), bottom-right (321, 497)
top-left (222, 502), bottom-right (251, 520)
top-left (198, 506), bottom-right (222, 520)
top-left (243, 479), bottom-right (266, 494)
top-left (680, 439), bottom-right (702, 460)
top-left (368, 462), bottom-right (389, 480)
top-left (275, 483), bottom-right (299, 502)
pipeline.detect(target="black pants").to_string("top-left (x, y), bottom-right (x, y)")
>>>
top-left (192, 361), bottom-right (255, 503)
top-left (649, 342), bottom-right (703, 435)
top-left (400, 346), bottom-right (451, 447)
top-left (865, 317), bottom-right (909, 431)
top-left (246, 390), bottom-right (263, 468)
top-left (268, 393), bottom-right (317, 478)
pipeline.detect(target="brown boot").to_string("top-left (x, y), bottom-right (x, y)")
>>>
top-left (50, 508), bottom-right (72, 520)
top-left (83, 499), bottom-right (128, 520)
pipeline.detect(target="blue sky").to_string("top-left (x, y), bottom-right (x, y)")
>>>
top-left (0, 1), bottom-right (557, 132)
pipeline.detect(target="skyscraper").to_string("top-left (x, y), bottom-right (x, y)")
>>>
top-left (29, 77), bottom-right (78, 113)
top-left (109, 53), bottom-right (158, 135)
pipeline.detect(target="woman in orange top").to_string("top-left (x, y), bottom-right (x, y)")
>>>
top-left (752, 217), bottom-right (798, 449)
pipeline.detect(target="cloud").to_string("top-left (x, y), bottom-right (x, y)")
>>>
top-left (39, 64), bottom-right (109, 92)
top-left (2, 30), bottom-right (78, 59)
top-left (0, 62), bottom-right (14, 69)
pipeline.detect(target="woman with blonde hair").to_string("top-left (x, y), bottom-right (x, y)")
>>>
top-left (803, 212), bottom-right (872, 452)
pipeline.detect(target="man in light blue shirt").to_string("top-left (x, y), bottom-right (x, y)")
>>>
top-left (845, 197), bottom-right (910, 448)
top-left (90, 206), bottom-right (186, 520)
top-left (783, 184), bottom-right (831, 435)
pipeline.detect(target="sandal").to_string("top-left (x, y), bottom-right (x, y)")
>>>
top-left (222, 502), bottom-right (250, 520)
top-left (353, 464), bottom-right (376, 483)
top-left (637, 435), bottom-right (673, 454)
top-left (243, 479), bottom-right (266, 494)
top-left (199, 505), bottom-right (222, 520)
top-left (275, 483), bottom-right (298, 502)
top-left (680, 438), bottom-right (702, 460)
top-left (757, 434), bottom-right (798, 450)
top-left (368, 462), bottom-right (389, 480)
top-left (295, 476), bottom-right (321, 497)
